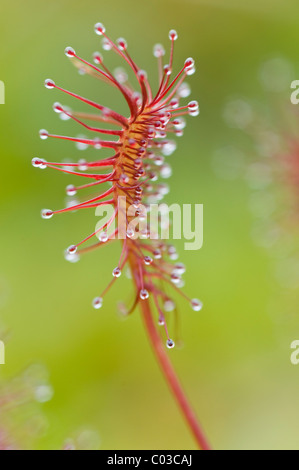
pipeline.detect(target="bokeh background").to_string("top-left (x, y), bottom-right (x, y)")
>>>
top-left (1, 0), bottom-right (299, 450)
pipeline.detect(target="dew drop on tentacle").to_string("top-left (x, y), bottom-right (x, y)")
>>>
top-left (93, 52), bottom-right (103, 65)
top-left (170, 98), bottom-right (179, 109)
top-left (164, 64), bottom-right (172, 76)
top-left (76, 140), bottom-right (89, 152)
top-left (188, 100), bottom-right (200, 116)
top-left (133, 199), bottom-right (141, 209)
top-left (126, 227), bottom-right (135, 239)
top-left (148, 130), bottom-right (156, 139)
top-left (173, 263), bottom-right (186, 275)
top-left (93, 297), bottom-right (103, 309)
top-left (41, 209), bottom-right (53, 220)
top-left (149, 172), bottom-right (158, 182)
top-left (158, 315), bottom-right (165, 326)
top-left (140, 229), bottom-right (149, 239)
top-left (32, 157), bottom-right (47, 169)
top-left (112, 267), bottom-right (122, 278)
top-left (60, 106), bottom-right (72, 121)
top-left (175, 129), bottom-right (184, 137)
top-left (65, 46), bottom-right (76, 58)
top-left (173, 118), bottom-right (186, 130)
top-left (140, 289), bottom-right (149, 300)
top-left (184, 57), bottom-right (195, 72)
top-left (144, 256), bottom-right (153, 266)
top-left (189, 108), bottom-right (199, 117)
top-left (186, 66), bottom-right (196, 76)
top-left (93, 138), bottom-right (102, 150)
top-left (171, 273), bottom-right (181, 285)
top-left (139, 210), bottom-right (147, 222)
top-left (94, 22), bottom-right (106, 35)
top-left (66, 185), bottom-right (77, 197)
top-left (166, 339), bottom-right (175, 349)
top-left (191, 298), bottom-right (203, 312)
top-left (99, 231), bottom-right (108, 243)
top-left (67, 245), bottom-right (77, 255)
top-left (153, 156), bottom-right (164, 166)
top-left (137, 70), bottom-right (147, 81)
top-left (66, 198), bottom-right (79, 211)
top-left (188, 100), bottom-right (199, 111)
top-left (119, 174), bottom-right (130, 184)
top-left (153, 249), bottom-right (162, 260)
top-left (168, 245), bottom-right (178, 260)
top-left (169, 29), bottom-right (178, 41)
top-left (53, 102), bottom-right (64, 114)
top-left (44, 78), bottom-right (55, 89)
top-left (102, 37), bottom-right (112, 51)
top-left (117, 38), bottom-right (127, 51)
top-left (135, 186), bottom-right (143, 196)
top-left (39, 129), bottom-right (49, 140)
top-left (78, 158), bottom-right (88, 169)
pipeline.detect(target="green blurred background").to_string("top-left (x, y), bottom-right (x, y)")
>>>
top-left (1, 0), bottom-right (299, 450)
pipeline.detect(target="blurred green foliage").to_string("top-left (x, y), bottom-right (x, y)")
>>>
top-left (1, 0), bottom-right (299, 450)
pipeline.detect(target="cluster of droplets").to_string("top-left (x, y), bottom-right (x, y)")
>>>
top-left (34, 23), bottom-right (203, 349)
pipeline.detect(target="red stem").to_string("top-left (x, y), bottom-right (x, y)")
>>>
top-left (140, 300), bottom-right (212, 450)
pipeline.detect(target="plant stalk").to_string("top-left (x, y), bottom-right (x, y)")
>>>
top-left (140, 299), bottom-right (212, 450)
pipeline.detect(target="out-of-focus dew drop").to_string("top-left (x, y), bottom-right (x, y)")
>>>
top-left (219, 65), bottom-right (299, 330)
top-left (248, 190), bottom-right (277, 219)
top-left (255, 130), bottom-right (282, 158)
top-left (259, 57), bottom-right (294, 93)
top-left (64, 250), bottom-right (80, 263)
top-left (34, 385), bottom-right (54, 404)
top-left (223, 98), bottom-right (254, 130)
top-left (245, 162), bottom-right (273, 190)
top-left (190, 299), bottom-right (203, 312)
top-left (76, 135), bottom-right (89, 151)
top-left (98, 231), bottom-right (108, 243)
top-left (251, 220), bottom-right (282, 250)
top-left (93, 297), bottom-right (103, 310)
top-left (164, 299), bottom-right (175, 312)
top-left (166, 339), bottom-right (175, 349)
top-left (65, 197), bottom-right (80, 211)
top-left (112, 267), bottom-right (122, 278)
top-left (212, 146), bottom-right (246, 181)
top-left (140, 289), bottom-right (149, 300)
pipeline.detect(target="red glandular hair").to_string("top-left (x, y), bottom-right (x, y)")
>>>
top-left (33, 23), bottom-right (202, 348)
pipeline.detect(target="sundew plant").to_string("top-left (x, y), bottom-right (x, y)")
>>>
top-left (33, 23), bottom-right (211, 450)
